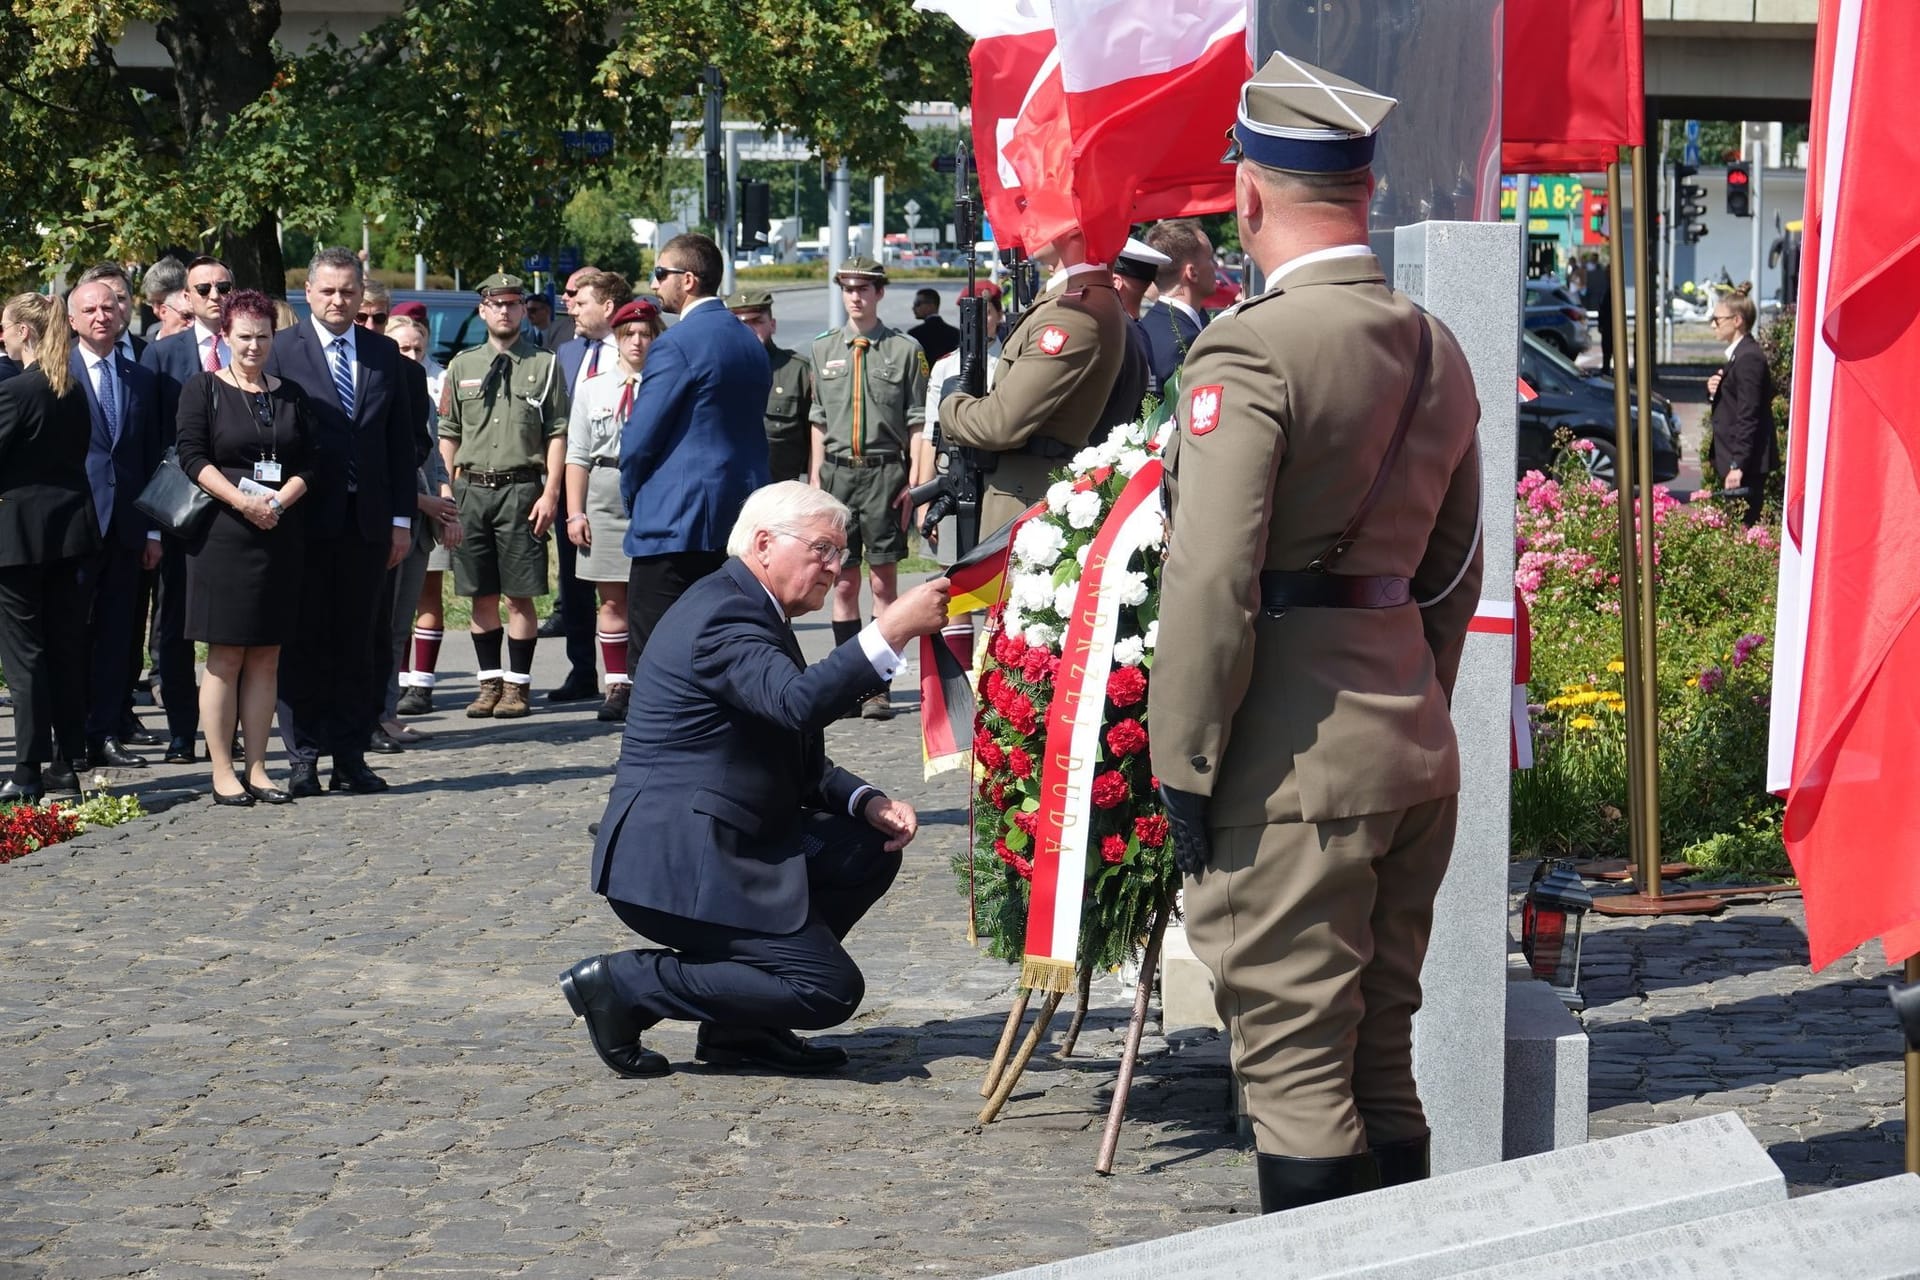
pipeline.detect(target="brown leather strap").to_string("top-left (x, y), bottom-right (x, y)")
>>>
top-left (1306, 311), bottom-right (1434, 573)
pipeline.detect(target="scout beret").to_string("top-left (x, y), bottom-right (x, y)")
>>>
top-left (833, 256), bottom-right (888, 285)
top-left (725, 289), bottom-right (775, 311)
top-left (389, 301), bottom-right (428, 322)
top-left (1228, 51), bottom-right (1397, 174)
top-left (960, 279), bottom-right (1004, 304)
top-left (476, 272), bottom-right (527, 299)
top-left (1113, 236), bottom-right (1172, 283)
top-left (610, 298), bottom-right (660, 329)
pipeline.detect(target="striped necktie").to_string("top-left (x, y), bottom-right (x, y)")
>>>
top-left (586, 339), bottom-right (601, 379)
top-left (94, 357), bottom-right (118, 442)
top-left (330, 335), bottom-right (356, 417)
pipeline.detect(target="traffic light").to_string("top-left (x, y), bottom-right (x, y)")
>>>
top-left (1675, 163), bottom-right (1708, 244)
top-left (738, 180), bottom-right (771, 251)
top-left (1726, 162), bottom-right (1752, 218)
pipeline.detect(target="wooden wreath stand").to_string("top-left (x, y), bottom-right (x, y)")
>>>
top-left (974, 891), bottom-right (1177, 1175)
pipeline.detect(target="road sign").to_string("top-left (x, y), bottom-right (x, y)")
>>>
top-left (1684, 119), bottom-right (1700, 167)
top-left (523, 253), bottom-right (551, 273)
top-left (556, 246), bottom-right (583, 274)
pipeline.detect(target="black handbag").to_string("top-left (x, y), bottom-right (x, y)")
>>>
top-left (134, 446), bottom-right (216, 540)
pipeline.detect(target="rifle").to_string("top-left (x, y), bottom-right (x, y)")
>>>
top-left (908, 141), bottom-right (993, 558)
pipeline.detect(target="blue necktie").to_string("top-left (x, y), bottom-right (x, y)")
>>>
top-left (94, 357), bottom-right (118, 442)
top-left (331, 336), bottom-right (356, 417)
top-left (586, 339), bottom-right (601, 379)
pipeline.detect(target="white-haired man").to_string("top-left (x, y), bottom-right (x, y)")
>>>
top-left (561, 482), bottom-right (951, 1079)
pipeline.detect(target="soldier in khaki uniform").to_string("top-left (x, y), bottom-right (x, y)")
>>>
top-left (808, 257), bottom-right (927, 719)
top-left (727, 289), bottom-right (811, 482)
top-left (1148, 55), bottom-right (1484, 1214)
top-left (938, 233), bottom-right (1127, 535)
top-left (437, 273), bottom-right (571, 719)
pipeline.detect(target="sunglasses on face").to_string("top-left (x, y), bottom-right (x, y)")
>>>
top-left (355, 312), bottom-right (388, 326)
top-left (652, 265), bottom-right (692, 283)
top-left (193, 280), bottom-right (236, 297)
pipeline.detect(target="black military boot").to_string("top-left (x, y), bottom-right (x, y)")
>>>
top-left (1255, 1151), bottom-right (1381, 1214)
top-left (1371, 1134), bottom-right (1430, 1187)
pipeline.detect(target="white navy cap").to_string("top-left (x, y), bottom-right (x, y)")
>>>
top-left (1113, 237), bottom-right (1172, 283)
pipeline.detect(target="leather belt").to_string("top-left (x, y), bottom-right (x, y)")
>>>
top-left (824, 453), bottom-right (901, 469)
top-left (461, 467), bottom-right (542, 487)
top-left (590, 457), bottom-right (619, 469)
top-left (1260, 569), bottom-right (1411, 615)
top-left (1013, 436), bottom-right (1076, 461)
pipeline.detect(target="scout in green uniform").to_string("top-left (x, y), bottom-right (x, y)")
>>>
top-left (1147, 55), bottom-right (1484, 1215)
top-left (726, 289), bottom-right (812, 482)
top-left (437, 272), bottom-right (572, 720)
top-left (808, 257), bottom-right (928, 719)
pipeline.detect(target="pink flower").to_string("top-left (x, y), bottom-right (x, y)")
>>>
top-left (1698, 666), bottom-right (1725, 694)
top-left (1731, 633), bottom-right (1768, 669)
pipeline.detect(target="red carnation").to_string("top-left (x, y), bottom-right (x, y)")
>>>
top-left (982, 668), bottom-right (1007, 707)
top-left (994, 839), bottom-right (1034, 880)
top-left (1020, 647), bottom-right (1052, 684)
top-left (1006, 693), bottom-right (1039, 736)
top-left (1108, 665), bottom-right (1147, 708)
top-left (990, 781), bottom-right (1009, 811)
top-left (1105, 717), bottom-right (1148, 757)
top-left (1150, 775), bottom-right (1161, 791)
top-left (1012, 810), bottom-right (1038, 836)
top-left (1091, 770), bottom-right (1130, 810)
top-left (973, 731), bottom-right (1006, 773)
top-left (1134, 814), bottom-right (1170, 848)
top-left (997, 631), bottom-right (1028, 668)
top-left (1008, 747), bottom-right (1035, 780)
top-left (1100, 835), bottom-right (1127, 865)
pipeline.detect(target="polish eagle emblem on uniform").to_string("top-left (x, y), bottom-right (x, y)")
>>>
top-left (1189, 384), bottom-right (1223, 435)
top-left (1036, 325), bottom-right (1069, 356)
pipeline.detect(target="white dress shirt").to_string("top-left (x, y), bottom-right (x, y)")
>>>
top-left (193, 322), bottom-right (230, 372)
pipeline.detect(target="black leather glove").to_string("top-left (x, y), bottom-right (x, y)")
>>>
top-left (1158, 784), bottom-right (1213, 876)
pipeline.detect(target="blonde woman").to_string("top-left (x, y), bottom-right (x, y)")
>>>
top-left (1706, 283), bottom-right (1777, 527)
top-left (0, 294), bottom-right (101, 803)
top-left (564, 297), bottom-right (662, 721)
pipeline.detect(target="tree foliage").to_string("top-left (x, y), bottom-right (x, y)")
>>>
top-left (0, 0), bottom-right (968, 286)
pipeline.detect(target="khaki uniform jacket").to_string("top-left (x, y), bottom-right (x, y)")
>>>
top-left (1147, 254), bottom-right (1484, 826)
top-left (939, 277), bottom-right (1126, 534)
top-left (764, 343), bottom-right (812, 480)
top-left (808, 323), bottom-right (927, 461)
top-left (438, 339), bottom-right (570, 474)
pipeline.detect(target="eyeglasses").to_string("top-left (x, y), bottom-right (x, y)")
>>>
top-left (652, 264), bottom-right (692, 283)
top-left (1709, 314), bottom-right (1734, 325)
top-left (355, 312), bottom-right (388, 326)
top-left (774, 529), bottom-right (849, 568)
top-left (193, 281), bottom-right (236, 297)
top-left (563, 288), bottom-right (580, 297)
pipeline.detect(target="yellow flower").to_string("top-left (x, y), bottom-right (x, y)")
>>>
top-left (1686, 676), bottom-right (1699, 688)
top-left (1570, 716), bottom-right (1600, 730)
top-left (1560, 682), bottom-right (1594, 694)
top-left (1545, 697), bottom-right (1570, 711)
top-left (1606, 660), bottom-right (1625, 674)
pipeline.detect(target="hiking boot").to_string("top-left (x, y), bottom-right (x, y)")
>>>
top-left (466, 677), bottom-right (504, 718)
top-left (493, 680), bottom-right (532, 719)
top-left (596, 683), bottom-right (631, 723)
top-left (396, 684), bottom-right (434, 716)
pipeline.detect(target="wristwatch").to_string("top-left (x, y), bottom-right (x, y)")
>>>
top-left (266, 496), bottom-right (283, 514)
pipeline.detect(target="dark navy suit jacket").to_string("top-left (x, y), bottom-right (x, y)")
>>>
top-left (590, 558), bottom-right (885, 932)
top-left (619, 299), bottom-right (771, 557)
top-left (139, 328), bottom-right (215, 444)
top-left (1142, 299), bottom-right (1206, 393)
top-left (266, 321), bottom-right (422, 541)
top-left (70, 351), bottom-right (162, 549)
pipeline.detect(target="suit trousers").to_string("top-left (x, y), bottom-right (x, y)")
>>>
top-left (602, 811), bottom-right (902, 1032)
top-left (625, 549), bottom-right (726, 676)
top-left (277, 499), bottom-right (394, 765)
top-left (86, 542), bottom-right (146, 740)
top-left (152, 542), bottom-right (199, 740)
top-left (554, 534), bottom-right (597, 682)
top-left (1184, 796), bottom-right (1458, 1158)
top-left (0, 557), bottom-right (95, 768)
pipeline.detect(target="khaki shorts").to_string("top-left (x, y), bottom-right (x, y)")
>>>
top-left (820, 457), bottom-right (908, 567)
top-left (452, 477), bottom-right (550, 599)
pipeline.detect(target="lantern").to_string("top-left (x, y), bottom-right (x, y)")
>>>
top-left (1521, 859), bottom-right (1592, 1010)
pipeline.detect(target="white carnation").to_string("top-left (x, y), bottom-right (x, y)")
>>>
top-left (1144, 619), bottom-right (1159, 649)
top-left (1112, 636), bottom-right (1146, 667)
top-left (1116, 570), bottom-right (1150, 607)
top-left (1013, 519), bottom-right (1067, 569)
top-left (1115, 419), bottom-right (1150, 450)
top-left (1052, 580), bottom-right (1081, 620)
top-left (1004, 603), bottom-right (1026, 636)
top-left (1063, 489), bottom-right (1104, 530)
top-left (1024, 622), bottom-right (1060, 648)
top-left (1115, 448), bottom-right (1150, 477)
top-left (1012, 572), bottom-right (1057, 614)
top-left (1075, 544), bottom-right (1091, 568)
top-left (1069, 444), bottom-right (1106, 474)
top-left (1134, 510), bottom-right (1166, 553)
top-left (1046, 480), bottom-right (1077, 513)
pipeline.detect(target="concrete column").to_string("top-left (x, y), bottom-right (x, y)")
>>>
top-left (828, 163), bottom-right (850, 330)
top-left (872, 175), bottom-right (887, 264)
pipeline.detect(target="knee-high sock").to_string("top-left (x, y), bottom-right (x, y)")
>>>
top-left (409, 628), bottom-right (444, 686)
top-left (505, 636), bottom-right (536, 684)
top-left (831, 619), bottom-right (861, 649)
top-left (598, 631), bottom-right (631, 686)
top-left (472, 628), bottom-right (503, 680)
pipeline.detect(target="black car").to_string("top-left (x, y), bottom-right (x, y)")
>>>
top-left (1518, 331), bottom-right (1679, 484)
top-left (1523, 280), bottom-right (1590, 357)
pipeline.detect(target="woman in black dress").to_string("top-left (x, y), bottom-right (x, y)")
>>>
top-left (176, 290), bottom-right (317, 806)
top-left (1707, 283), bottom-right (1778, 528)
top-left (0, 293), bottom-right (99, 804)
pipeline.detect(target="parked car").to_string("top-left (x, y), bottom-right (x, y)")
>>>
top-left (1517, 331), bottom-right (1679, 485)
top-left (286, 288), bottom-right (481, 364)
top-left (1203, 264), bottom-right (1243, 311)
top-left (1524, 280), bottom-right (1590, 358)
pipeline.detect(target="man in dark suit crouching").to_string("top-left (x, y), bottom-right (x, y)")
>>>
top-left (561, 481), bottom-right (951, 1077)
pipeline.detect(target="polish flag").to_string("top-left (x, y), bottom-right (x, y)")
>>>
top-left (914, 0), bottom-right (1058, 250)
top-left (1767, 0), bottom-right (1920, 970)
top-left (1502, 0), bottom-right (1645, 171)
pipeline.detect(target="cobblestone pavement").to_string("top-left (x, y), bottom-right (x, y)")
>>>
top-left (3, 619), bottom-right (1910, 1277)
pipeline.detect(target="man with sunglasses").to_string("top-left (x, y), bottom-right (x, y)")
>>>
top-left (618, 233), bottom-right (771, 670)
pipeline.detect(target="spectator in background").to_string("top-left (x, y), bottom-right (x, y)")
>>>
top-left (544, 265), bottom-right (597, 352)
top-left (906, 288), bottom-right (959, 365)
top-left (1707, 283), bottom-right (1778, 528)
top-left (1582, 252), bottom-right (1613, 375)
top-left (392, 303), bottom-right (459, 718)
top-left (78, 263), bottom-right (144, 362)
top-left (1141, 218), bottom-right (1216, 391)
top-left (177, 289), bottom-right (316, 806)
top-left (358, 280), bottom-right (391, 335)
top-left (566, 297), bottom-right (661, 723)
top-left (526, 294), bottom-right (554, 346)
top-left (727, 289), bottom-right (812, 484)
top-left (272, 300), bottom-right (299, 331)
top-left (140, 258), bottom-right (188, 340)
top-left (0, 293), bottom-right (98, 804)
top-left (915, 279), bottom-right (1003, 512)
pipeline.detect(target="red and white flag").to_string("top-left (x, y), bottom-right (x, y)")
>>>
top-left (1767, 0), bottom-right (1920, 970)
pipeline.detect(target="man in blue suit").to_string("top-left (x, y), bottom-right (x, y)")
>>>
top-left (619, 233), bottom-right (772, 670)
top-left (561, 482), bottom-right (951, 1077)
top-left (1141, 218), bottom-right (1217, 393)
top-left (68, 280), bottom-right (164, 767)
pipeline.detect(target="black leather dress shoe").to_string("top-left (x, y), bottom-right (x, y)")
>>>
top-left (546, 675), bottom-right (600, 703)
top-left (120, 721), bottom-right (162, 747)
top-left (0, 778), bottom-right (45, 806)
top-left (368, 726), bottom-right (405, 754)
top-left (210, 787), bottom-right (256, 808)
top-left (243, 781), bottom-right (294, 805)
top-left (42, 762), bottom-right (82, 799)
top-left (330, 759), bottom-right (389, 794)
top-left (536, 611), bottom-right (566, 638)
top-left (559, 957), bottom-right (670, 1078)
top-left (286, 763), bottom-right (323, 798)
top-left (87, 738), bottom-right (147, 768)
top-left (694, 1025), bottom-right (848, 1074)
top-left (163, 737), bottom-right (196, 765)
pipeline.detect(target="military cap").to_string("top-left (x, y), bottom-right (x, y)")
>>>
top-left (610, 298), bottom-right (660, 330)
top-left (960, 279), bottom-right (1004, 304)
top-left (1113, 236), bottom-right (1172, 283)
top-left (475, 272), bottom-right (527, 299)
top-left (725, 288), bottom-right (775, 311)
top-left (832, 256), bottom-right (888, 285)
top-left (1227, 51), bottom-right (1397, 174)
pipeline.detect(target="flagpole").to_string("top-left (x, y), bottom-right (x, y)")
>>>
top-left (1909, 955), bottom-right (1919, 1175)
top-left (1628, 144), bottom-right (1665, 897)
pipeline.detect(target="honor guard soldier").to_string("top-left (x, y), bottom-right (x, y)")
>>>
top-left (1112, 237), bottom-right (1171, 399)
top-left (808, 257), bottom-right (928, 720)
top-left (727, 289), bottom-right (812, 483)
top-left (437, 272), bottom-right (572, 719)
top-left (936, 228), bottom-right (1126, 535)
top-left (1148, 54), bottom-right (1484, 1215)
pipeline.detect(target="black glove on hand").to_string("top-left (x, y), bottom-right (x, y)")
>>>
top-left (1158, 784), bottom-right (1214, 876)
